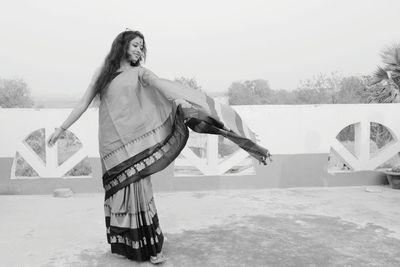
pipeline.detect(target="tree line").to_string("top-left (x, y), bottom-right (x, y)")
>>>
top-left (227, 72), bottom-right (381, 105)
top-left (0, 78), bottom-right (34, 108)
top-left (0, 73), bottom-right (387, 108)
top-left (1, 48), bottom-right (397, 108)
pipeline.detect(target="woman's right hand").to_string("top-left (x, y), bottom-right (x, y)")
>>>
top-left (174, 98), bottom-right (192, 108)
top-left (47, 128), bottom-right (65, 147)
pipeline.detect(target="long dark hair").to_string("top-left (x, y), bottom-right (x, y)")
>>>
top-left (93, 30), bottom-right (147, 97)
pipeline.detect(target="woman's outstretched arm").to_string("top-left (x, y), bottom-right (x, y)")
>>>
top-left (47, 72), bottom-right (98, 147)
top-left (139, 67), bottom-right (206, 108)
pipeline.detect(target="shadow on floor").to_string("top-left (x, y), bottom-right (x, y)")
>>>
top-left (47, 213), bottom-right (400, 267)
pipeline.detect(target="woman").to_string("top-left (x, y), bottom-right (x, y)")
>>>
top-left (47, 29), bottom-right (270, 264)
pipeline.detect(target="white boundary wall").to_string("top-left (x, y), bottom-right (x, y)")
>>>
top-left (1, 104), bottom-right (400, 178)
top-left (234, 104), bottom-right (400, 155)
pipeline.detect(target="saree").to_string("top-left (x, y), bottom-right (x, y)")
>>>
top-left (99, 67), bottom-right (271, 261)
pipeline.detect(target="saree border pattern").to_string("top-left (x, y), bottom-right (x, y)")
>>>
top-left (103, 107), bottom-right (189, 200)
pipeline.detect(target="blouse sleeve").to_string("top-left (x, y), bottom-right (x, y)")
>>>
top-left (138, 66), bottom-right (213, 109)
top-left (138, 66), bottom-right (159, 87)
top-left (138, 66), bottom-right (182, 101)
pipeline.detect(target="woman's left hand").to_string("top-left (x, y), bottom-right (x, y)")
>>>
top-left (47, 128), bottom-right (65, 147)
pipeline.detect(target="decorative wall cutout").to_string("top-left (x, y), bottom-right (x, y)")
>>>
top-left (11, 128), bottom-right (92, 179)
top-left (329, 121), bottom-right (400, 172)
top-left (174, 130), bottom-right (255, 176)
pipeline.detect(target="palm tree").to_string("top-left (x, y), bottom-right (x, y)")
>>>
top-left (365, 44), bottom-right (400, 103)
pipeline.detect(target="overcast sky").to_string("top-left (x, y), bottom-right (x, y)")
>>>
top-left (0, 0), bottom-right (399, 98)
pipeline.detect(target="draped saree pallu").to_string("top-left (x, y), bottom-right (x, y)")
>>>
top-left (99, 67), bottom-right (271, 261)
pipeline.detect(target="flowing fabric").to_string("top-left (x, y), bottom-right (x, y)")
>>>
top-left (99, 66), bottom-right (271, 261)
top-left (104, 176), bottom-right (163, 261)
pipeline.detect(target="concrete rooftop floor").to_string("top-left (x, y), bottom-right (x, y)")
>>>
top-left (1, 186), bottom-right (400, 267)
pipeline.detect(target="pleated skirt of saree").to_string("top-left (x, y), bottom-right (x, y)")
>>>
top-left (104, 176), bottom-right (164, 261)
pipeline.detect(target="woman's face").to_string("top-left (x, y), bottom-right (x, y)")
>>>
top-left (126, 37), bottom-right (144, 63)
